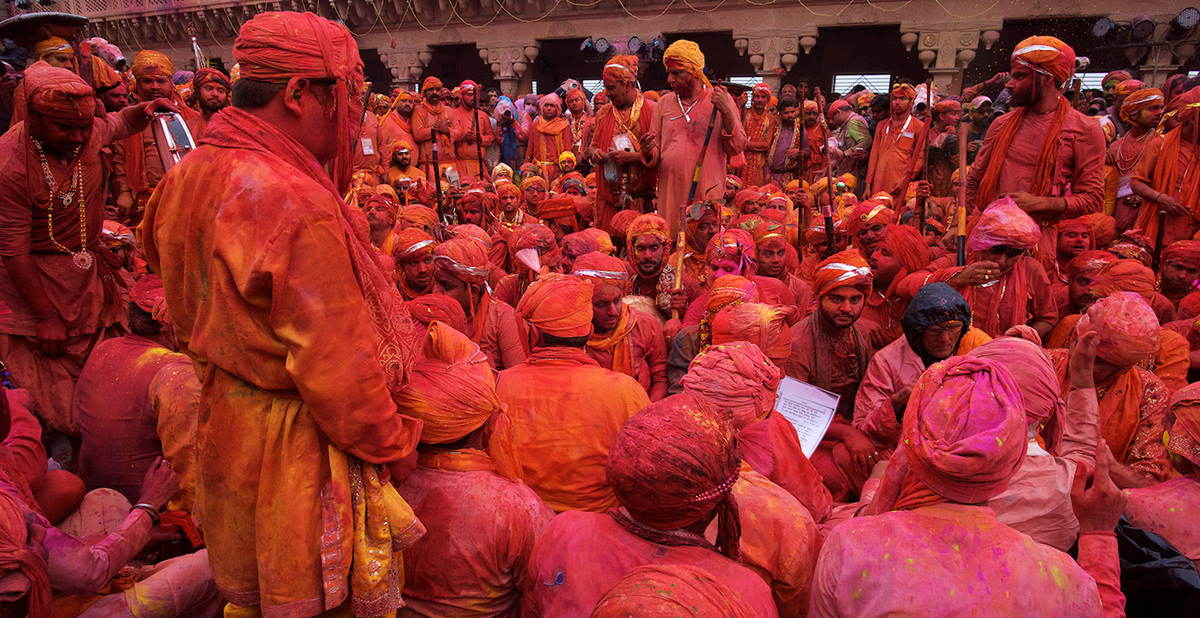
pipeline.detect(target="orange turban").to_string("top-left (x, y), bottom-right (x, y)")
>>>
top-left (433, 238), bottom-right (490, 286)
top-left (363, 193), bottom-right (397, 218)
top-left (752, 220), bottom-right (787, 246)
top-left (847, 200), bottom-right (895, 238)
top-left (516, 273), bottom-right (594, 338)
top-left (711, 302), bottom-right (791, 367)
top-left (880, 224), bottom-right (931, 273)
top-left (1011, 36), bottom-right (1076, 85)
top-left (192, 67), bottom-right (231, 92)
top-left (571, 251), bottom-right (630, 296)
top-left (496, 181), bottom-right (521, 199)
top-left (23, 62), bottom-right (95, 120)
top-left (450, 224), bottom-right (491, 250)
top-left (1085, 213), bottom-right (1116, 248)
top-left (391, 228), bottom-right (436, 262)
top-left (399, 204), bottom-right (439, 229)
top-left (662, 39), bottom-right (712, 87)
top-left (733, 188), bottom-right (759, 211)
top-left (805, 218), bottom-right (847, 245)
top-left (890, 356), bottom-right (1026, 506)
top-left (606, 393), bottom-right (741, 559)
top-left (1163, 240), bottom-right (1200, 270)
top-left (395, 89), bottom-right (418, 102)
top-left (891, 84), bottom-right (916, 100)
top-left (131, 50), bottom-right (174, 78)
top-left (393, 322), bottom-right (500, 444)
top-left (1066, 250), bottom-right (1117, 278)
top-left (682, 341), bottom-right (781, 428)
top-left (813, 250), bottom-right (872, 298)
top-left (32, 36), bottom-right (73, 61)
top-left (1167, 383), bottom-right (1200, 467)
top-left (235, 11), bottom-right (364, 189)
top-left (406, 293), bottom-right (468, 334)
top-left (626, 213), bottom-right (670, 248)
top-left (1089, 259), bottom-right (1156, 304)
top-left (933, 99), bottom-right (962, 114)
top-left (1103, 70), bottom-right (1133, 90)
top-left (705, 274), bottom-right (757, 317)
top-left (1120, 88), bottom-right (1164, 124)
top-left (520, 176), bottom-right (547, 192)
top-left (592, 564), bottom-right (759, 618)
top-left (1057, 215), bottom-right (1092, 238)
top-left (1114, 79), bottom-right (1145, 97)
top-left (602, 54), bottom-right (639, 84)
top-left (422, 76), bottom-right (443, 92)
top-left (802, 99), bottom-right (819, 113)
top-left (968, 196), bottom-right (1040, 251)
top-left (560, 232), bottom-right (601, 261)
top-left (1077, 291), bottom-right (1159, 368)
top-left (579, 227), bottom-right (614, 255)
top-left (537, 197), bottom-right (578, 225)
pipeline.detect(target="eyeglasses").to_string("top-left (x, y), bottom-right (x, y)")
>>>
top-left (991, 245), bottom-right (1026, 258)
top-left (922, 321), bottom-right (964, 336)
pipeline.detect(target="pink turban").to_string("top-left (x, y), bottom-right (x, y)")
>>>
top-left (682, 341), bottom-right (781, 428)
top-left (24, 61), bottom-right (95, 120)
top-left (1076, 291), bottom-right (1159, 368)
top-left (968, 196), bottom-right (1041, 251)
top-left (592, 565), bottom-right (759, 618)
top-left (967, 337), bottom-right (1065, 434)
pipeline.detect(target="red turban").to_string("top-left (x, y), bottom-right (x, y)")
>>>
top-left (611, 210), bottom-right (640, 241)
top-left (1167, 383), bottom-right (1200, 467)
top-left (1077, 291), bottom-right (1159, 368)
top-left (459, 188), bottom-right (495, 213)
top-left (23, 61), bottom-right (95, 120)
top-left (933, 99), bottom-right (962, 114)
top-left (1163, 240), bottom-right (1200, 270)
top-left (1086, 213), bottom-right (1116, 248)
top-left (813, 250), bottom-right (872, 298)
top-left (847, 200), bottom-right (895, 238)
top-left (606, 393), bottom-right (741, 558)
top-left (1089, 259), bottom-right (1157, 304)
top-left (192, 67), bottom-right (231, 92)
top-left (682, 341), bottom-right (781, 428)
top-left (662, 40), bottom-right (711, 88)
top-left (433, 238), bottom-right (490, 286)
top-left (1011, 36), bottom-right (1076, 85)
top-left (516, 273), bottom-right (593, 338)
top-left (235, 11), bottom-right (364, 189)
top-left (390, 227), bottom-right (436, 262)
top-left (510, 224), bottom-right (557, 255)
top-left (422, 76), bottom-right (443, 92)
top-left (805, 218), bottom-right (848, 245)
top-left (733, 188), bottom-right (759, 211)
top-left (752, 220), bottom-right (787, 246)
top-left (626, 213), bottom-right (670, 248)
top-left (399, 204), bottom-right (439, 230)
top-left (711, 303), bottom-right (791, 367)
top-left (1114, 79), bottom-right (1145, 97)
top-left (893, 356), bottom-right (1026, 506)
top-left (828, 99), bottom-right (851, 114)
top-left (449, 224), bottom-right (492, 250)
top-left (1066, 250), bottom-right (1117, 278)
top-left (592, 564), bottom-right (759, 618)
top-left (571, 251), bottom-right (629, 296)
top-left (1120, 87), bottom-right (1164, 124)
top-left (560, 232), bottom-right (601, 261)
top-left (802, 99), bottom-right (819, 113)
top-left (1103, 70), bottom-right (1133, 90)
top-left (880, 224), bottom-right (931, 273)
top-left (495, 181), bottom-right (521, 199)
top-left (726, 175), bottom-right (744, 191)
top-left (968, 196), bottom-right (1041, 251)
top-left (537, 197), bottom-right (578, 225)
top-left (393, 322), bottom-right (499, 444)
top-left (363, 194), bottom-right (397, 219)
top-left (130, 274), bottom-right (170, 332)
top-left (406, 293), bottom-right (468, 334)
top-left (603, 54), bottom-right (639, 83)
top-left (706, 229), bottom-right (755, 273)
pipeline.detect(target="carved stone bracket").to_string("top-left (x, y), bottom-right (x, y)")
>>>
top-left (476, 42), bottom-right (540, 96)
top-left (380, 46), bottom-right (433, 89)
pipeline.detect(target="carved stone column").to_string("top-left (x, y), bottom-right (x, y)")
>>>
top-left (477, 42), bottom-right (540, 97)
top-left (379, 47), bottom-right (433, 91)
top-left (734, 28), bottom-right (810, 92)
top-left (915, 29), bottom-right (985, 94)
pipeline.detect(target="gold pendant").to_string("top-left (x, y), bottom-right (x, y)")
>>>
top-left (72, 251), bottom-right (94, 270)
top-left (61, 192), bottom-right (73, 207)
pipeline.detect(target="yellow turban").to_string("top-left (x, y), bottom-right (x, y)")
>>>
top-left (131, 50), bottom-right (175, 79)
top-left (33, 37), bottom-right (73, 61)
top-left (663, 40), bottom-right (711, 88)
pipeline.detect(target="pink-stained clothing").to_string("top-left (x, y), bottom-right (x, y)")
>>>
top-left (705, 466), bottom-right (821, 617)
top-left (523, 509), bottom-right (779, 617)
top-left (811, 503), bottom-right (1117, 617)
top-left (851, 336), bottom-right (926, 459)
top-left (682, 275), bottom-right (796, 328)
top-left (148, 359), bottom-right (201, 513)
top-left (1123, 475), bottom-right (1200, 562)
top-left (899, 256), bottom-right (1057, 337)
top-left (73, 335), bottom-right (187, 503)
top-left (866, 115), bottom-right (926, 198)
top-left (448, 106), bottom-right (496, 179)
top-left (78, 550), bottom-right (223, 617)
top-left (398, 448), bottom-right (555, 618)
top-left (0, 388), bottom-right (50, 499)
top-left (759, 413), bottom-right (834, 525)
top-left (478, 297), bottom-right (529, 372)
top-left (651, 88), bottom-right (748, 238)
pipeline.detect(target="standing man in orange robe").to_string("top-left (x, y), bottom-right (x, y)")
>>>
top-left (141, 12), bottom-right (424, 616)
top-left (647, 40), bottom-right (747, 239)
top-left (378, 89), bottom-right (416, 157)
top-left (412, 76), bottom-right (453, 180)
top-left (966, 36), bottom-right (1106, 263)
top-left (740, 83), bottom-right (777, 187)
top-left (494, 274), bottom-right (650, 513)
top-left (585, 55), bottom-right (658, 234)
top-left (1105, 88), bottom-right (1163, 233)
top-left (448, 80), bottom-right (495, 181)
top-left (526, 93), bottom-right (573, 182)
top-left (866, 83), bottom-right (925, 203)
top-left (432, 238), bottom-right (528, 371)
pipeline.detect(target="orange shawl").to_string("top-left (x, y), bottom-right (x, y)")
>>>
top-left (587, 303), bottom-right (636, 375)
top-left (1135, 125), bottom-right (1200, 239)
top-left (975, 98), bottom-right (1071, 210)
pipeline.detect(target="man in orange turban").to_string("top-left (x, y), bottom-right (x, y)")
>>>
top-left (525, 93), bottom-right (573, 182)
top-left (863, 224), bottom-right (931, 344)
top-left (585, 54), bottom-right (658, 233)
top-left (966, 36), bottom-right (1106, 268)
top-left (362, 193), bottom-right (398, 251)
top-left (1161, 240), bottom-right (1200, 307)
top-left (847, 199), bottom-right (895, 259)
top-left (815, 355), bottom-right (1124, 616)
top-left (1105, 87), bottom-right (1164, 231)
top-left (412, 75), bottom-right (453, 179)
top-left (0, 62), bottom-right (175, 435)
top-left (495, 274), bottom-right (651, 513)
top-left (395, 322), bottom-right (554, 617)
top-left (140, 12), bottom-right (424, 614)
top-left (1131, 86), bottom-right (1200, 245)
top-left (385, 139), bottom-right (426, 191)
top-left (536, 196), bottom-right (580, 242)
top-left (572, 251), bottom-right (667, 400)
top-left (625, 214), bottom-right (701, 334)
top-left (753, 218), bottom-right (813, 317)
top-left (518, 175), bottom-right (548, 217)
top-left (491, 179), bottom-right (531, 230)
top-left (1045, 215), bottom-right (1095, 298)
top-left (524, 394), bottom-right (777, 616)
top-left (447, 79), bottom-right (496, 180)
top-left (649, 40), bottom-right (748, 239)
top-left (669, 200), bottom-right (721, 282)
top-left (740, 82), bottom-right (778, 187)
top-left (390, 227), bottom-right (437, 300)
top-left (378, 88), bottom-right (417, 159)
top-left (865, 83), bottom-right (926, 202)
top-left (113, 50), bottom-right (198, 224)
top-left (564, 86), bottom-right (592, 159)
top-left (787, 250), bottom-right (882, 501)
top-left (432, 238), bottom-right (528, 370)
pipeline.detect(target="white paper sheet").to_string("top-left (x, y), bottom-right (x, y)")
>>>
top-left (774, 376), bottom-right (840, 458)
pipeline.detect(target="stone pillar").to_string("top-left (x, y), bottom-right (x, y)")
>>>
top-left (914, 29), bottom-right (985, 95)
top-left (477, 42), bottom-right (540, 98)
top-left (379, 47), bottom-right (432, 91)
top-left (734, 29), bottom-right (809, 93)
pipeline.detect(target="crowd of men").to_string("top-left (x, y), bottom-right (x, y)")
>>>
top-left (2, 7), bottom-right (1200, 616)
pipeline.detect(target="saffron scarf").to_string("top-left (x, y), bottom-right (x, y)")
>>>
top-left (975, 97), bottom-right (1071, 210)
top-left (587, 303), bottom-right (636, 375)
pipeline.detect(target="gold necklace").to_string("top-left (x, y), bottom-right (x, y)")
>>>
top-left (33, 138), bottom-right (92, 270)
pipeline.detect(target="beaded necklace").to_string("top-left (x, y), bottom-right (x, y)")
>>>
top-left (32, 138), bottom-right (92, 270)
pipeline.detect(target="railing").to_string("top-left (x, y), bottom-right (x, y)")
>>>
top-left (52, 0), bottom-right (247, 21)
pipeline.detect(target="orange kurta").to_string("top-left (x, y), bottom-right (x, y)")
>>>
top-left (494, 347), bottom-right (650, 513)
top-left (866, 114), bottom-right (926, 198)
top-left (148, 358), bottom-right (201, 513)
top-left (741, 108), bottom-right (778, 187)
top-left (141, 107), bottom-right (422, 615)
top-left (411, 101), bottom-right (453, 179)
top-left (448, 106), bottom-right (495, 180)
top-left (525, 117), bottom-right (572, 182)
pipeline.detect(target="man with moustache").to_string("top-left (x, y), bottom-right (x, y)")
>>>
top-left (186, 67), bottom-right (230, 138)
